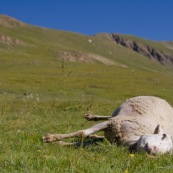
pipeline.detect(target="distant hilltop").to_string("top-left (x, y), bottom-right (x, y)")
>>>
top-left (0, 14), bottom-right (173, 68)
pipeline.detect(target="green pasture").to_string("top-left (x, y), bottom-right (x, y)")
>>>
top-left (1, 15), bottom-right (173, 172)
top-left (1, 61), bottom-right (173, 173)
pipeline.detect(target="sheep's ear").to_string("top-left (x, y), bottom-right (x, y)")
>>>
top-left (154, 125), bottom-right (163, 134)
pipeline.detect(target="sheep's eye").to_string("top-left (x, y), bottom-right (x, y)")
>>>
top-left (162, 134), bottom-right (166, 140)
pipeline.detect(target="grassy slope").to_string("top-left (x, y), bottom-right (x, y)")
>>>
top-left (1, 15), bottom-right (173, 172)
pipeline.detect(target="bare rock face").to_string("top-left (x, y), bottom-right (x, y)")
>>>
top-left (110, 34), bottom-right (173, 66)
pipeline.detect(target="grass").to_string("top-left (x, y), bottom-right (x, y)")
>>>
top-left (1, 15), bottom-right (173, 172)
top-left (1, 98), bottom-right (173, 173)
top-left (1, 62), bottom-right (173, 172)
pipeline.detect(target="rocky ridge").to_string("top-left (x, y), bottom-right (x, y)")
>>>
top-left (110, 34), bottom-right (173, 67)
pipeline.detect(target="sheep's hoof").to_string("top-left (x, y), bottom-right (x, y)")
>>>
top-left (85, 112), bottom-right (95, 121)
top-left (43, 134), bottom-right (55, 143)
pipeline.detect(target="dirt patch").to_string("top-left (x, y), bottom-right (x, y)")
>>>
top-left (88, 53), bottom-right (126, 67)
top-left (56, 51), bottom-right (127, 67)
top-left (58, 51), bottom-right (94, 63)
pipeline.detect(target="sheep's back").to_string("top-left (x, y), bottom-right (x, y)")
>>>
top-left (105, 96), bottom-right (173, 144)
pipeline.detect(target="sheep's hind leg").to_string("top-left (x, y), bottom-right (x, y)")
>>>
top-left (43, 121), bottom-right (109, 143)
top-left (55, 135), bottom-right (105, 147)
top-left (85, 112), bottom-right (111, 121)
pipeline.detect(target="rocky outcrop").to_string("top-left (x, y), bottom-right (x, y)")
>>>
top-left (0, 34), bottom-right (25, 46)
top-left (110, 34), bottom-right (173, 66)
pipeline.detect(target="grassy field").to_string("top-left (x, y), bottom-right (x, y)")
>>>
top-left (1, 15), bottom-right (173, 172)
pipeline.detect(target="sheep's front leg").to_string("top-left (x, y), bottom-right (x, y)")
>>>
top-left (43, 121), bottom-right (109, 143)
top-left (85, 112), bottom-right (111, 121)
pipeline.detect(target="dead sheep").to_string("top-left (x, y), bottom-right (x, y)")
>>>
top-left (43, 96), bottom-right (173, 155)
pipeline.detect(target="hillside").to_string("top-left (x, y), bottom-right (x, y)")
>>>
top-left (1, 15), bottom-right (173, 67)
top-left (1, 15), bottom-right (173, 102)
top-left (1, 15), bottom-right (173, 172)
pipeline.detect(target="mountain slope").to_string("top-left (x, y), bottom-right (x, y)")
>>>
top-left (1, 15), bottom-right (173, 69)
top-left (0, 15), bottom-right (173, 103)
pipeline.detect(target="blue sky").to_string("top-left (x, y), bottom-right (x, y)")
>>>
top-left (0, 0), bottom-right (173, 40)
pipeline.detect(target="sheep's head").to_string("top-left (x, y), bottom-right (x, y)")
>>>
top-left (136, 125), bottom-right (173, 155)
